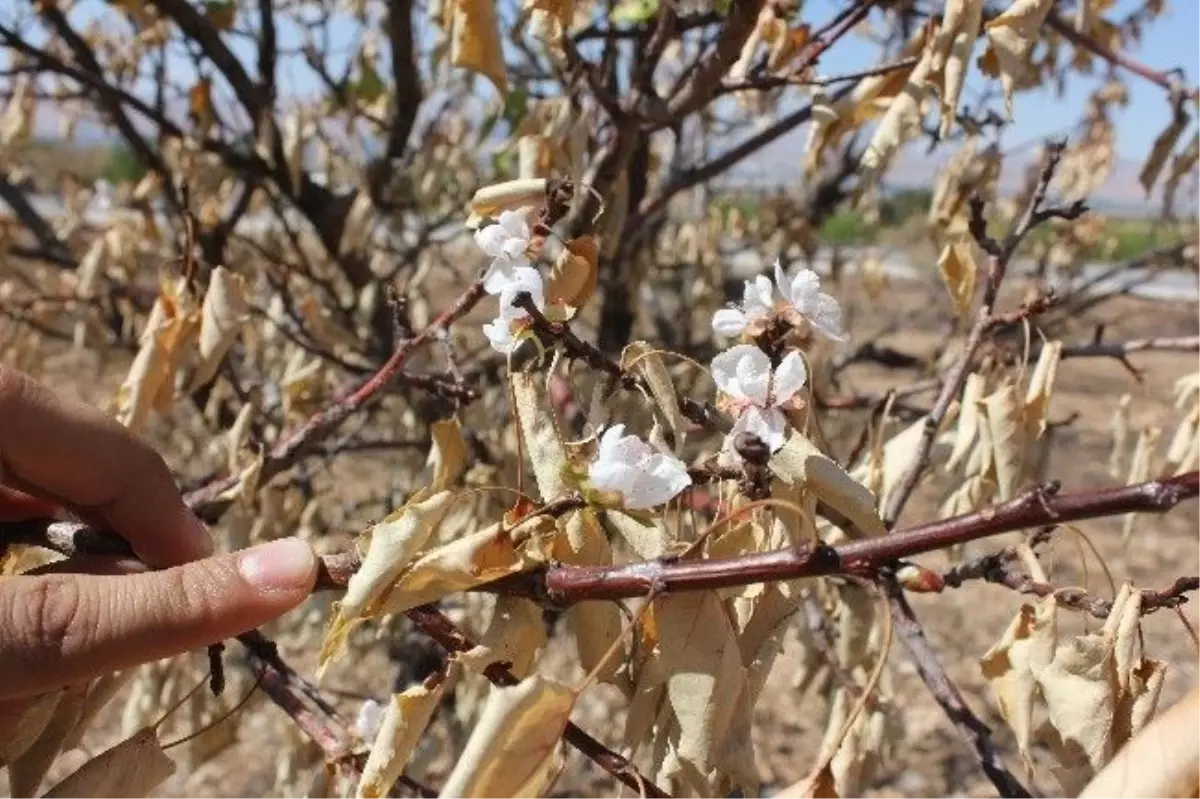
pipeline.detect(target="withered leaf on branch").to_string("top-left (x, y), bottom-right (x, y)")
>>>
top-left (357, 664), bottom-right (455, 799)
top-left (981, 0), bottom-right (1054, 117)
top-left (41, 727), bottom-right (175, 799)
top-left (438, 675), bottom-right (575, 797)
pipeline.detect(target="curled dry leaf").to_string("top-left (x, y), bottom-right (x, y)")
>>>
top-left (1120, 426), bottom-right (1161, 545)
top-left (930, 0), bottom-right (984, 138)
top-left (937, 238), bottom-right (978, 317)
top-left (187, 266), bottom-right (248, 392)
top-left (445, 0), bottom-right (507, 96)
top-left (981, 0), bottom-right (1054, 117)
top-left (8, 683), bottom-right (88, 797)
top-left (770, 433), bottom-right (886, 538)
top-left (983, 585), bottom-right (1168, 792)
top-left (979, 597), bottom-right (1057, 766)
top-left (0, 690), bottom-right (63, 767)
top-left (117, 282), bottom-right (200, 432)
top-left (1138, 110), bottom-right (1190, 195)
top-left (437, 675), bottom-right (575, 798)
top-left (469, 180), bottom-right (548, 226)
top-left (41, 727), bottom-right (175, 798)
top-left (859, 46), bottom-right (936, 187)
top-left (1107, 393), bottom-right (1133, 478)
top-left (546, 236), bottom-right (599, 319)
top-left (553, 510), bottom-right (624, 684)
top-left (653, 590), bottom-right (755, 796)
top-left (622, 340), bottom-right (687, 453)
top-left (983, 381), bottom-right (1024, 501)
top-left (322, 420), bottom-right (469, 666)
top-left (357, 664), bottom-right (455, 799)
top-left (511, 371), bottom-right (569, 501)
top-left (460, 595), bottom-right (546, 678)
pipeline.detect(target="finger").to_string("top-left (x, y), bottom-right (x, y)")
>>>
top-left (26, 556), bottom-right (150, 578)
top-left (0, 486), bottom-right (60, 522)
top-left (0, 537), bottom-right (316, 700)
top-left (0, 368), bottom-right (211, 566)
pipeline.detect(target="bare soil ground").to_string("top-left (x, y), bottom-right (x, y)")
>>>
top-left (7, 265), bottom-right (1198, 798)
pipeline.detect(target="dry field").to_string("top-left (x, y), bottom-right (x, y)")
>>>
top-left (8, 260), bottom-right (1198, 798)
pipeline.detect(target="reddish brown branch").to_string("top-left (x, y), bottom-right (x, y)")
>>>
top-left (1048, 12), bottom-right (1199, 99)
top-left (184, 279), bottom-right (486, 521)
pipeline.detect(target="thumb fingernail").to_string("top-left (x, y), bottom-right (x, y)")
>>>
top-left (237, 538), bottom-right (317, 593)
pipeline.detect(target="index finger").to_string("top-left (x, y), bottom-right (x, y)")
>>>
top-left (0, 367), bottom-right (212, 567)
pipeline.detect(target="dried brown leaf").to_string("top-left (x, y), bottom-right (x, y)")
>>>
top-left (437, 675), bottom-right (574, 797)
top-left (41, 727), bottom-right (174, 798)
top-left (357, 665), bottom-right (454, 799)
top-left (983, 0), bottom-right (1054, 117)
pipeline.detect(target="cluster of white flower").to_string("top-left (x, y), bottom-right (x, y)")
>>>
top-left (474, 211), bottom-right (692, 511)
top-left (710, 260), bottom-right (845, 457)
top-left (474, 209), bottom-right (542, 355)
top-left (471, 221), bottom-right (845, 512)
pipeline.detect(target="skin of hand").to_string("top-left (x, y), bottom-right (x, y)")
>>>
top-left (0, 366), bottom-right (318, 746)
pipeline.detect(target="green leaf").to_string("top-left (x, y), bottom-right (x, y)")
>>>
top-left (348, 59), bottom-right (386, 104)
top-left (610, 0), bottom-right (659, 25)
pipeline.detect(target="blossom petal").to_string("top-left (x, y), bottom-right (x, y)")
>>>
top-left (732, 405), bottom-right (788, 452)
top-left (498, 209), bottom-right (531, 239)
top-left (474, 223), bottom-right (509, 257)
top-left (497, 266), bottom-right (544, 320)
top-left (771, 351), bottom-right (808, 406)
top-left (734, 347), bottom-right (772, 405)
top-left (743, 275), bottom-right (775, 318)
top-left (786, 267), bottom-right (823, 313)
top-left (624, 453), bottom-right (692, 509)
top-left (483, 320), bottom-right (515, 353)
top-left (710, 344), bottom-right (762, 398)
top-left (712, 308), bottom-right (749, 337)
top-left (596, 423), bottom-right (627, 462)
top-left (808, 293), bottom-right (847, 342)
top-left (589, 458), bottom-right (641, 497)
top-left (483, 259), bottom-right (517, 294)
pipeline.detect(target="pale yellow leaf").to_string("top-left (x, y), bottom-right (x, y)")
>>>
top-left (546, 237), bottom-right (599, 319)
top-left (42, 727), bottom-right (174, 798)
top-left (1023, 340), bottom-right (1062, 439)
top-left (449, 0), bottom-right (507, 95)
top-left (770, 433), bottom-right (886, 537)
top-left (932, 0), bottom-right (984, 137)
top-left (467, 180), bottom-right (547, 225)
top-left (1139, 111), bottom-right (1190, 195)
top-left (0, 690), bottom-right (63, 767)
top-left (357, 665), bottom-right (454, 799)
top-left (860, 47), bottom-right (936, 186)
top-left (187, 266), bottom-right (248, 392)
top-left (511, 371), bottom-right (568, 503)
top-left (374, 519), bottom-right (537, 617)
top-left (553, 510), bottom-right (624, 683)
top-left (945, 372), bottom-right (987, 473)
top-left (438, 675), bottom-right (574, 798)
top-left (460, 595), bottom-right (546, 679)
top-left (984, 0), bottom-right (1054, 117)
top-left (983, 381), bottom-right (1024, 500)
top-left (655, 591), bottom-right (750, 786)
top-left (979, 598), bottom-right (1057, 764)
top-left (321, 491), bottom-right (455, 668)
top-left (8, 683), bottom-right (88, 797)
top-left (1121, 426), bottom-right (1161, 545)
top-left (937, 239), bottom-right (978, 317)
top-left (622, 341), bottom-right (687, 453)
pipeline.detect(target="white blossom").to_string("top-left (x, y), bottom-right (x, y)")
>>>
top-left (483, 265), bottom-right (544, 354)
top-left (711, 259), bottom-right (846, 342)
top-left (710, 344), bottom-right (808, 453)
top-left (474, 209), bottom-right (533, 294)
top-left (354, 699), bottom-right (385, 742)
top-left (588, 424), bottom-right (692, 510)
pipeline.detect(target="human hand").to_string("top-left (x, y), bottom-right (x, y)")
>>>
top-left (0, 366), bottom-right (317, 718)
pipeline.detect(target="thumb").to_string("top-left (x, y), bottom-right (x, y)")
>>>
top-left (0, 537), bottom-right (317, 700)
